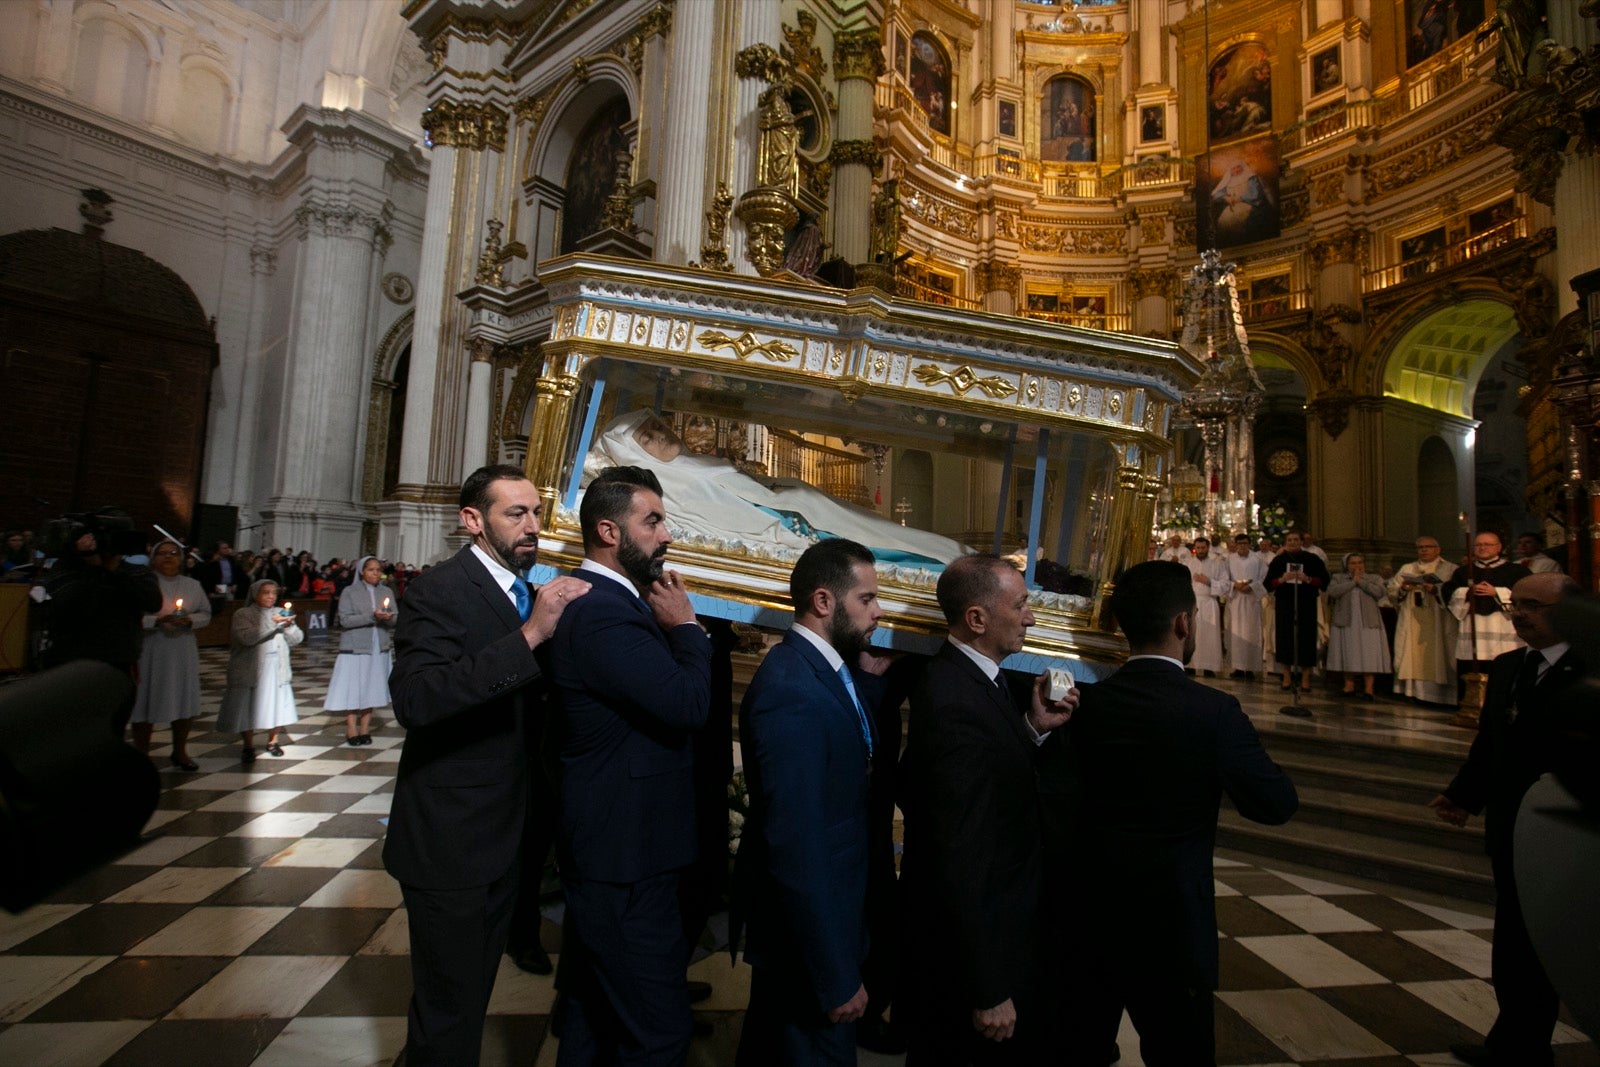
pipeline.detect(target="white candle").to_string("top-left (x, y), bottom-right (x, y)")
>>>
top-left (382, 597), bottom-right (390, 610)
top-left (174, 598), bottom-right (183, 611)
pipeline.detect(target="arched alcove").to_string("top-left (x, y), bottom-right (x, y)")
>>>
top-left (894, 448), bottom-right (934, 537)
top-left (72, 15), bottom-right (152, 123)
top-left (908, 32), bottom-right (952, 135)
top-left (1040, 75), bottom-right (1096, 162)
top-left (1416, 435), bottom-right (1459, 540)
top-left (1380, 299), bottom-right (1518, 417)
top-left (1251, 346), bottom-right (1310, 530)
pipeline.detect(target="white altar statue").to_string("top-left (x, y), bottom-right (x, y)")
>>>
top-left (579, 410), bottom-right (972, 569)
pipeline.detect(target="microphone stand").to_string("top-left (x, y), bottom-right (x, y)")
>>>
top-left (1455, 516), bottom-right (1487, 727)
top-left (1281, 566), bottom-right (1312, 718)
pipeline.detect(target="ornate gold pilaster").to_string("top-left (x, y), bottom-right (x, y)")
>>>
top-left (830, 139), bottom-right (882, 171)
top-left (421, 99), bottom-right (509, 151)
top-left (1096, 456), bottom-right (1147, 631)
top-left (1308, 227), bottom-right (1367, 270)
top-left (526, 371), bottom-right (582, 519)
top-left (640, 4), bottom-right (671, 40)
top-left (974, 260), bottom-right (1021, 296)
top-left (698, 181), bottom-right (735, 272)
top-left (833, 29), bottom-right (886, 81)
top-left (736, 43), bottom-right (788, 83)
top-left (1128, 267), bottom-right (1175, 301)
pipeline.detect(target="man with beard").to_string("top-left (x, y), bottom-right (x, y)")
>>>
top-left (546, 465), bottom-right (712, 1065)
top-left (1181, 536), bottom-right (1228, 677)
top-left (731, 538), bottom-right (888, 1065)
top-left (1265, 532), bottom-right (1330, 691)
top-left (1224, 533), bottom-right (1267, 680)
top-left (385, 464), bottom-right (591, 1066)
top-left (1443, 532), bottom-right (1530, 675)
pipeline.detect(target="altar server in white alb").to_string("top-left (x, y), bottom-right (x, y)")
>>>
top-left (1442, 532), bottom-right (1529, 666)
top-left (1181, 536), bottom-right (1229, 675)
top-left (325, 556), bottom-right (397, 746)
top-left (130, 539), bottom-right (211, 771)
top-left (1223, 533), bottom-right (1267, 680)
top-left (1388, 536), bottom-right (1458, 705)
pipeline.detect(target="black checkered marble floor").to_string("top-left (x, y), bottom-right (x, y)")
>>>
top-left (0, 645), bottom-right (1594, 1066)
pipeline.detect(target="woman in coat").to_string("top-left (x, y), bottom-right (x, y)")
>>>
top-left (1327, 553), bottom-right (1392, 700)
top-left (324, 555), bottom-right (396, 745)
top-left (216, 578), bottom-right (303, 762)
top-left (130, 540), bottom-right (211, 770)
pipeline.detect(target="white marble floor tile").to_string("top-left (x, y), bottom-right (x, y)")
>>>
top-left (1262, 870), bottom-right (1372, 896)
top-left (341, 793), bottom-right (394, 816)
top-left (169, 955), bottom-right (346, 1019)
top-left (128, 906), bottom-right (293, 956)
top-left (363, 747), bottom-right (402, 763)
top-left (0, 1021), bottom-right (151, 1066)
top-left (683, 954), bottom-right (751, 1012)
top-left (253, 1015), bottom-right (408, 1067)
top-left (111, 835), bottom-right (217, 867)
top-left (1112, 1010), bottom-right (1146, 1066)
top-left (1234, 934), bottom-right (1388, 987)
top-left (308, 775), bottom-right (391, 795)
top-left (0, 904), bottom-right (86, 952)
top-left (301, 870), bottom-right (404, 910)
top-left (273, 759), bottom-right (358, 777)
top-left (263, 838), bottom-right (373, 868)
top-left (1399, 978), bottom-right (1498, 1034)
top-left (174, 771), bottom-right (276, 791)
top-left (486, 956), bottom-right (557, 1015)
top-left (1214, 878), bottom-right (1241, 897)
top-left (1393, 898), bottom-right (1495, 930)
top-left (276, 743), bottom-right (336, 760)
top-left (200, 789), bottom-right (303, 813)
top-left (140, 808), bottom-right (188, 832)
top-left (357, 909), bottom-right (410, 956)
top-left (227, 811), bottom-right (337, 838)
top-left (0, 955), bottom-right (116, 1022)
top-left (1212, 856), bottom-right (1249, 868)
top-left (1217, 988), bottom-right (1396, 1061)
top-left (364, 735), bottom-right (403, 749)
top-left (105, 866), bottom-right (250, 904)
top-left (1252, 894), bottom-right (1379, 933)
top-left (1397, 929), bottom-right (1493, 978)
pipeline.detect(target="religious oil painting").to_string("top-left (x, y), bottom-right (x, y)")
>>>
top-left (1207, 41), bottom-right (1272, 143)
top-left (1140, 104), bottom-right (1165, 142)
top-left (1201, 136), bottom-right (1281, 249)
top-left (909, 31), bottom-right (951, 135)
top-left (1311, 45), bottom-right (1342, 94)
top-left (998, 99), bottom-right (1017, 138)
top-left (1248, 272), bottom-right (1292, 316)
top-left (1405, 0), bottom-right (1486, 68)
top-left (560, 98), bottom-right (631, 254)
top-left (1040, 75), bottom-right (1096, 163)
top-left (895, 30), bottom-right (908, 77)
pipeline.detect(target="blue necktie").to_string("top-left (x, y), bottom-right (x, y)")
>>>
top-left (837, 664), bottom-right (874, 761)
top-left (511, 577), bottom-right (532, 622)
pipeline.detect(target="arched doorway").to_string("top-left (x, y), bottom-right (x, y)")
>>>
top-left (1417, 436), bottom-right (1459, 539)
top-left (0, 227), bottom-right (215, 539)
top-left (1251, 348), bottom-right (1310, 533)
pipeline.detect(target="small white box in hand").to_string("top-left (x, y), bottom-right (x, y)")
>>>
top-left (1048, 668), bottom-right (1075, 703)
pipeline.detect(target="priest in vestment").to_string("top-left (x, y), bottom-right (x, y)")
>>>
top-left (1181, 536), bottom-right (1229, 675)
top-left (1442, 532), bottom-right (1528, 668)
top-left (1388, 536), bottom-right (1458, 705)
top-left (1223, 534), bottom-right (1267, 679)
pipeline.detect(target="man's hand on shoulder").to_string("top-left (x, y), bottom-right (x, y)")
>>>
top-left (972, 997), bottom-right (1016, 1042)
top-left (645, 569), bottom-right (697, 630)
top-left (1427, 793), bottom-right (1471, 827)
top-left (828, 984), bottom-right (868, 1024)
top-left (856, 647), bottom-right (901, 676)
top-left (1028, 672), bottom-right (1077, 734)
top-left (522, 577), bottom-right (590, 649)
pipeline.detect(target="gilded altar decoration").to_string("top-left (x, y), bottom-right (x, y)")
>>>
top-left (699, 181), bottom-right (735, 272)
top-left (1137, 212), bottom-right (1168, 246)
top-left (421, 99), bottom-right (508, 151)
top-left (639, 4), bottom-right (671, 40)
top-left (1365, 111), bottom-right (1500, 200)
top-left (870, 179), bottom-right (902, 263)
top-left (755, 86), bottom-right (801, 194)
top-left (901, 185), bottom-right (978, 241)
top-left (833, 28), bottom-right (887, 81)
top-left (1018, 221), bottom-right (1124, 255)
top-left (476, 219), bottom-right (506, 286)
top-left (735, 85), bottom-right (804, 276)
top-left (1486, 3), bottom-right (1600, 205)
top-left (974, 261), bottom-right (1021, 295)
top-left (1128, 267), bottom-right (1174, 301)
top-left (830, 139), bottom-right (882, 171)
top-left (696, 330), bottom-right (799, 364)
top-left (1308, 227), bottom-right (1367, 270)
top-left (783, 12), bottom-right (827, 80)
top-left (599, 149), bottom-right (637, 233)
top-left (736, 43), bottom-right (789, 84)
top-left (912, 363), bottom-right (1019, 399)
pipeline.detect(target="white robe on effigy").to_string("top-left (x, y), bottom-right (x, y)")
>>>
top-left (1183, 554), bottom-right (1229, 672)
top-left (1223, 551), bottom-right (1267, 674)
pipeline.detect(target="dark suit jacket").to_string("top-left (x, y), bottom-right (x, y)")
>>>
top-left (383, 547), bottom-right (543, 890)
top-left (545, 569), bottom-right (711, 884)
top-left (900, 641), bottom-right (1045, 1014)
top-left (192, 558), bottom-right (243, 600)
top-left (732, 629), bottom-right (881, 1014)
top-left (1055, 657), bottom-right (1297, 988)
top-left (1444, 644), bottom-right (1586, 859)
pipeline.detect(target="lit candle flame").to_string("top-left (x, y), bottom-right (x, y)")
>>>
top-left (283, 602), bottom-right (292, 612)
top-left (174, 598), bottom-right (183, 611)
top-left (382, 597), bottom-right (390, 610)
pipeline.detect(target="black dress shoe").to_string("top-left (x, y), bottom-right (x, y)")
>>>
top-left (170, 755), bottom-right (199, 772)
top-left (358, 734), bottom-right (373, 745)
top-left (240, 746), bottom-right (256, 765)
top-left (686, 979), bottom-right (713, 1003)
top-left (510, 945), bottom-right (553, 975)
top-left (346, 735), bottom-right (362, 747)
top-left (856, 1017), bottom-right (908, 1055)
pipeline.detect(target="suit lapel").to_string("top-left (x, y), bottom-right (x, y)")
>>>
top-left (940, 642), bottom-right (1035, 754)
top-left (786, 630), bottom-right (871, 748)
top-left (457, 547), bottom-right (522, 632)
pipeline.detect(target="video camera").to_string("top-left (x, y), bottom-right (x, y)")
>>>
top-left (42, 507), bottom-right (148, 560)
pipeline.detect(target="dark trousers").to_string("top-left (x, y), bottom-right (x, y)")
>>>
top-left (1065, 978), bottom-right (1215, 1067)
top-left (736, 965), bottom-right (855, 1067)
top-left (507, 764), bottom-right (558, 958)
top-left (400, 867), bottom-right (519, 1067)
top-left (556, 871), bottom-right (692, 1067)
top-left (1486, 852), bottom-right (1559, 1064)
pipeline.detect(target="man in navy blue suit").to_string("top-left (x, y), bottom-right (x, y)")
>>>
top-left (385, 464), bottom-right (590, 1066)
top-left (1052, 560), bottom-right (1297, 1066)
top-left (545, 465), bottom-right (712, 1066)
top-left (732, 538), bottom-right (889, 1065)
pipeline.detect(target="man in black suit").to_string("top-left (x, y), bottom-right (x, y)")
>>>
top-left (1430, 572), bottom-right (1584, 1067)
top-left (191, 541), bottom-right (243, 601)
top-left (732, 538), bottom-right (887, 1065)
top-left (1052, 560), bottom-right (1297, 1066)
top-left (899, 554), bottom-right (1076, 1065)
top-left (384, 464), bottom-right (590, 1067)
top-left (545, 465), bottom-right (711, 1066)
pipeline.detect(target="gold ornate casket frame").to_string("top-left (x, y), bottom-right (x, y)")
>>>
top-left (508, 255), bottom-right (1201, 679)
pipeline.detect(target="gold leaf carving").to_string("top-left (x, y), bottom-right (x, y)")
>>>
top-left (912, 363), bottom-right (1017, 399)
top-left (696, 329), bottom-right (798, 363)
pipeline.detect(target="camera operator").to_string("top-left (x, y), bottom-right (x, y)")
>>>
top-left (37, 511), bottom-right (162, 734)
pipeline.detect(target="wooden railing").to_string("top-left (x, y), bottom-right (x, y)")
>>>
top-left (765, 430), bottom-right (872, 506)
top-left (1021, 308), bottom-right (1132, 333)
top-left (1281, 99), bottom-right (1382, 152)
top-left (895, 276), bottom-right (982, 309)
top-left (1364, 215), bottom-right (1529, 292)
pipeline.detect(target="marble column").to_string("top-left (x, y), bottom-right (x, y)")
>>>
top-left (1554, 154), bottom-right (1600, 317)
top-left (727, 2), bottom-right (782, 274)
top-left (1133, 0), bottom-right (1164, 86)
top-left (654, 0), bottom-right (717, 265)
top-left (833, 29), bottom-right (885, 267)
top-left (462, 339), bottom-right (495, 473)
